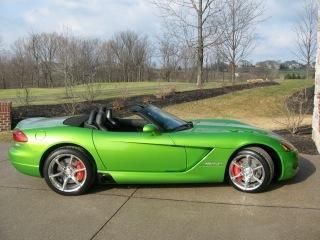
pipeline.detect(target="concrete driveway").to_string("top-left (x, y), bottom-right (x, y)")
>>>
top-left (0, 142), bottom-right (319, 240)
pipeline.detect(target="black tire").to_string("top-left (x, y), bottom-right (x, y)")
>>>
top-left (246, 147), bottom-right (275, 184)
top-left (228, 147), bottom-right (275, 193)
top-left (43, 146), bottom-right (96, 196)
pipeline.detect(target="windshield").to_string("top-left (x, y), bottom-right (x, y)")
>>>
top-left (144, 105), bottom-right (190, 131)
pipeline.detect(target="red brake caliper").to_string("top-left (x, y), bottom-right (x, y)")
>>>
top-left (232, 162), bottom-right (242, 181)
top-left (75, 161), bottom-right (85, 182)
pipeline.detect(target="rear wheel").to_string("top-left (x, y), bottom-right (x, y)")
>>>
top-left (43, 147), bottom-right (95, 196)
top-left (228, 147), bottom-right (274, 193)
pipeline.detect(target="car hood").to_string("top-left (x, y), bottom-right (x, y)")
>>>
top-left (191, 119), bottom-right (269, 135)
top-left (15, 117), bottom-right (68, 130)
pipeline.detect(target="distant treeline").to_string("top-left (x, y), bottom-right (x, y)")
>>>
top-left (0, 30), bottom-right (232, 89)
top-left (0, 30), bottom-right (312, 90)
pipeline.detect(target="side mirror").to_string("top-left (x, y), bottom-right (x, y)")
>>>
top-left (143, 124), bottom-right (160, 135)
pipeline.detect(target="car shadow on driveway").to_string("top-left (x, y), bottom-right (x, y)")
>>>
top-left (262, 155), bottom-right (316, 192)
top-left (90, 155), bottom-right (317, 194)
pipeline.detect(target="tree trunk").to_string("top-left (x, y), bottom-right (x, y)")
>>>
top-left (1, 75), bottom-right (6, 89)
top-left (306, 63), bottom-right (310, 80)
top-left (49, 69), bottom-right (54, 87)
top-left (231, 0), bottom-right (236, 86)
top-left (196, 0), bottom-right (203, 87)
top-left (64, 60), bottom-right (69, 98)
top-left (231, 62), bottom-right (236, 85)
top-left (138, 65), bottom-right (142, 81)
top-left (108, 69), bottom-right (112, 82)
top-left (222, 68), bottom-right (225, 86)
top-left (35, 65), bottom-right (40, 87)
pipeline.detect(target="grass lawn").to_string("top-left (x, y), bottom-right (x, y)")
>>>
top-left (165, 79), bottom-right (314, 130)
top-left (0, 79), bottom-right (314, 137)
top-left (0, 81), bottom-right (231, 106)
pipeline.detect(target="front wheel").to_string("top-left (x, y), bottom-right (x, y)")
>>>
top-left (228, 148), bottom-right (274, 193)
top-left (43, 147), bottom-right (96, 196)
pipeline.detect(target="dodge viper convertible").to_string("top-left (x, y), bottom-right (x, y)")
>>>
top-left (8, 104), bottom-right (299, 195)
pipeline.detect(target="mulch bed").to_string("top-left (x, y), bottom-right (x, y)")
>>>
top-left (274, 127), bottom-right (318, 155)
top-left (12, 81), bottom-right (277, 126)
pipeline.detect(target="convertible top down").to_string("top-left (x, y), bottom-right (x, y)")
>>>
top-left (8, 104), bottom-right (299, 195)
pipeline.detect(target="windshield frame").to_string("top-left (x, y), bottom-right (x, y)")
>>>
top-left (136, 105), bottom-right (191, 132)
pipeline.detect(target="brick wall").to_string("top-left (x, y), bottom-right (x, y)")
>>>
top-left (0, 102), bottom-right (12, 132)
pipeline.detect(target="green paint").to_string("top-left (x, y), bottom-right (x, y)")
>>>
top-left (8, 116), bottom-right (298, 184)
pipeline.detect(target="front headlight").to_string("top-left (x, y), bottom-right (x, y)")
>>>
top-left (281, 141), bottom-right (296, 152)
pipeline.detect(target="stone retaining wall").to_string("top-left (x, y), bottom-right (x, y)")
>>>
top-left (312, 10), bottom-right (320, 153)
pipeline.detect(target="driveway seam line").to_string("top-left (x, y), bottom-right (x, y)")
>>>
top-left (2, 185), bottom-right (320, 212)
top-left (0, 185), bottom-right (50, 191)
top-left (0, 185), bottom-right (135, 198)
top-left (90, 188), bottom-right (139, 240)
top-left (132, 195), bottom-right (320, 212)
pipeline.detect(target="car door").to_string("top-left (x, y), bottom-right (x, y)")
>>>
top-left (92, 130), bottom-right (186, 172)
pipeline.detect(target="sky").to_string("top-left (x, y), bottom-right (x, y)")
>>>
top-left (0, 0), bottom-right (305, 63)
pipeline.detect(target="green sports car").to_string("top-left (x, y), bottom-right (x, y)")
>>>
top-left (8, 104), bottom-right (299, 195)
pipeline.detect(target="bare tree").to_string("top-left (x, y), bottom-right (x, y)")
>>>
top-left (208, 44), bottom-right (226, 83)
top-left (71, 38), bottom-right (103, 102)
top-left (219, 0), bottom-right (264, 85)
top-left (16, 87), bottom-right (32, 106)
top-left (22, 32), bottom-right (61, 87)
top-left (0, 28), bottom-right (193, 89)
top-left (0, 52), bottom-right (11, 89)
top-left (12, 38), bottom-right (33, 88)
top-left (56, 33), bottom-right (72, 97)
top-left (37, 33), bottom-right (60, 87)
top-left (274, 91), bottom-right (311, 134)
top-left (293, 0), bottom-right (318, 80)
top-left (27, 34), bottom-right (42, 87)
top-left (110, 31), bottom-right (151, 82)
top-left (179, 45), bottom-right (196, 82)
top-left (110, 31), bottom-right (137, 82)
top-left (158, 35), bottom-right (180, 81)
top-left (134, 36), bottom-right (151, 82)
top-left (0, 57), bottom-right (6, 89)
top-left (0, 36), bottom-right (7, 89)
top-left (101, 41), bottom-right (117, 82)
top-left (151, 0), bottom-right (223, 86)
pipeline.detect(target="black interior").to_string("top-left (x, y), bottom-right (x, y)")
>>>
top-left (96, 108), bottom-right (114, 131)
top-left (63, 106), bottom-right (147, 132)
top-left (113, 118), bottom-right (147, 132)
top-left (84, 110), bottom-right (98, 129)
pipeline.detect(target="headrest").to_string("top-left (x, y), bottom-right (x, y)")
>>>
top-left (87, 110), bottom-right (97, 125)
top-left (99, 106), bottom-right (107, 113)
top-left (96, 110), bottom-right (106, 126)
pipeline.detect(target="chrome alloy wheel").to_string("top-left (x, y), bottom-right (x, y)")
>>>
top-left (48, 154), bottom-right (87, 193)
top-left (229, 154), bottom-right (265, 191)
